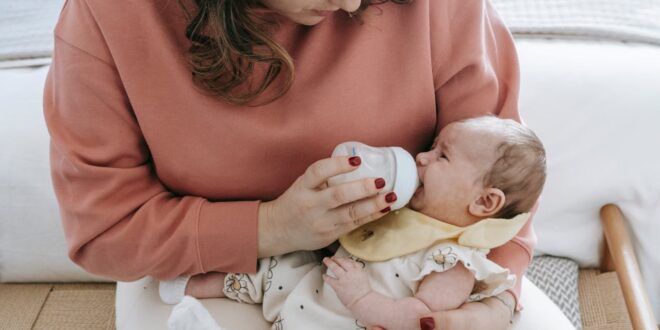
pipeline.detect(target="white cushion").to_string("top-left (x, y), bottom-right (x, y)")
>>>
top-left (115, 276), bottom-right (574, 329)
top-left (516, 39), bottom-right (660, 318)
top-left (0, 65), bottom-right (105, 282)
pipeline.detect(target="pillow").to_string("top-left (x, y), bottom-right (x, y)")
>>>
top-left (0, 65), bottom-right (106, 282)
top-left (517, 39), bottom-right (660, 319)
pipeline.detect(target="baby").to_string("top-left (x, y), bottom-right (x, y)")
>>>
top-left (161, 115), bottom-right (546, 330)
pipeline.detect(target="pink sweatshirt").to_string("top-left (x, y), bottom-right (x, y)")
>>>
top-left (44, 0), bottom-right (535, 308)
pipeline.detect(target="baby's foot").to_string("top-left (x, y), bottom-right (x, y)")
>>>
top-left (159, 276), bottom-right (190, 305)
top-left (159, 272), bottom-right (226, 305)
top-left (185, 272), bottom-right (227, 299)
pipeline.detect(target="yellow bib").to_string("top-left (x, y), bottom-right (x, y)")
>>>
top-left (338, 208), bottom-right (529, 262)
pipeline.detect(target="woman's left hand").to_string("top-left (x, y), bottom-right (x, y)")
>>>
top-left (417, 291), bottom-right (514, 330)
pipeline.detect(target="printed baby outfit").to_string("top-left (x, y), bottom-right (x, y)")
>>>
top-left (221, 208), bottom-right (529, 330)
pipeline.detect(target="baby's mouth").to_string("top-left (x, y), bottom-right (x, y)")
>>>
top-left (414, 184), bottom-right (424, 196)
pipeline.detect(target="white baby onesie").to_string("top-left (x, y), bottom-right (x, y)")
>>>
top-left (221, 242), bottom-right (515, 330)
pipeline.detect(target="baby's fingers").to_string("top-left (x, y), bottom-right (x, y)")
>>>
top-left (322, 274), bottom-right (336, 285)
top-left (332, 256), bottom-right (358, 270)
top-left (323, 257), bottom-right (347, 277)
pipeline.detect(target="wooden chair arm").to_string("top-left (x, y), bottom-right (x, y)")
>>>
top-left (600, 203), bottom-right (658, 329)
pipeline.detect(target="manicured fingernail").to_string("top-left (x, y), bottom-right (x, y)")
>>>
top-left (380, 207), bottom-right (391, 213)
top-left (349, 156), bottom-right (361, 166)
top-left (385, 192), bottom-right (397, 203)
top-left (420, 317), bottom-right (435, 330)
top-left (375, 178), bottom-right (386, 189)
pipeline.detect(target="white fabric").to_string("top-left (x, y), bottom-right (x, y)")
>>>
top-left (516, 39), bottom-right (660, 318)
top-left (117, 276), bottom-right (574, 329)
top-left (216, 245), bottom-right (513, 329)
top-left (168, 296), bottom-right (225, 330)
top-left (0, 65), bottom-right (106, 282)
top-left (492, 0), bottom-right (660, 45)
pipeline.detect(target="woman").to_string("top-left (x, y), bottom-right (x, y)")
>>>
top-left (44, 0), bottom-right (534, 328)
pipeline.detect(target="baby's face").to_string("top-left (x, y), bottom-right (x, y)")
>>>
top-left (409, 122), bottom-right (502, 226)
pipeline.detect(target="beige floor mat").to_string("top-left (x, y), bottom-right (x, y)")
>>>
top-left (0, 284), bottom-right (52, 329)
top-left (0, 283), bottom-right (115, 330)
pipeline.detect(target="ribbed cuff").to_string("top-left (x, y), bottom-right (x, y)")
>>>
top-left (196, 200), bottom-right (260, 274)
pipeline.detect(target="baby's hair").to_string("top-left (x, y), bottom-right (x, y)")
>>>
top-left (459, 116), bottom-right (547, 219)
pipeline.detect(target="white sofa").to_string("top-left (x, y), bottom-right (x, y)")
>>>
top-left (2, 39), bottom-right (659, 328)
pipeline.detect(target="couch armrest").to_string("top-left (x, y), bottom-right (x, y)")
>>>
top-left (600, 204), bottom-right (658, 329)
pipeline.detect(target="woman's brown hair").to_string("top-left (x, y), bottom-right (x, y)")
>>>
top-left (177, 0), bottom-right (412, 106)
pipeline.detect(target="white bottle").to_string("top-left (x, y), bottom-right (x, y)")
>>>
top-left (327, 141), bottom-right (420, 210)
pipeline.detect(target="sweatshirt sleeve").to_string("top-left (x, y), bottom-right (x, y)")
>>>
top-left (43, 0), bottom-right (259, 281)
top-left (429, 0), bottom-right (535, 308)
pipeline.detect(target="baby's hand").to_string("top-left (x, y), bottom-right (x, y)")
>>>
top-left (322, 256), bottom-right (371, 308)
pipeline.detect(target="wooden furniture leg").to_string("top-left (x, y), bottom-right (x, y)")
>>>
top-left (600, 204), bottom-right (658, 329)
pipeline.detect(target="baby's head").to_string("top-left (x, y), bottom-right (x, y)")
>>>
top-left (410, 116), bottom-right (546, 226)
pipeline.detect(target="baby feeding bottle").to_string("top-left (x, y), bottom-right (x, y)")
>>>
top-left (327, 142), bottom-right (420, 210)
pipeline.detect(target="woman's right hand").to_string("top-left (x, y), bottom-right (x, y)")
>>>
top-left (257, 156), bottom-right (397, 257)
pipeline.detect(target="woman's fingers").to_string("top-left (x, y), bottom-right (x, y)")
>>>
top-left (301, 156), bottom-right (361, 189)
top-left (320, 177), bottom-right (385, 209)
top-left (332, 192), bottom-right (396, 229)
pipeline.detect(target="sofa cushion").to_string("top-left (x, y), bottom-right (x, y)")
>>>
top-left (115, 276), bottom-right (575, 329)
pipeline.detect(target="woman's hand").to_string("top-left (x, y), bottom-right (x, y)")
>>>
top-left (257, 156), bottom-right (397, 257)
top-left (417, 291), bottom-right (515, 330)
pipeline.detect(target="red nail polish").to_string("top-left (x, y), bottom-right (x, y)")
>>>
top-left (375, 178), bottom-right (386, 189)
top-left (380, 207), bottom-right (391, 213)
top-left (420, 317), bottom-right (435, 330)
top-left (385, 192), bottom-right (397, 203)
top-left (349, 156), bottom-right (361, 166)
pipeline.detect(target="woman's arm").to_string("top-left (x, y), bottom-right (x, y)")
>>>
top-left (46, 8), bottom-right (262, 280)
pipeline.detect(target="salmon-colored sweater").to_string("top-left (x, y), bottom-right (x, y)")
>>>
top-left (44, 0), bottom-right (535, 306)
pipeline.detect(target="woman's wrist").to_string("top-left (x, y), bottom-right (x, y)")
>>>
top-left (257, 200), bottom-right (288, 258)
top-left (487, 291), bottom-right (515, 324)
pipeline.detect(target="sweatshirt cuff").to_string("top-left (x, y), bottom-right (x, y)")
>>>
top-left (196, 200), bottom-right (260, 274)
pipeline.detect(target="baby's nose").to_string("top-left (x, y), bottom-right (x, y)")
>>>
top-left (329, 0), bottom-right (361, 13)
top-left (416, 152), bottom-right (429, 166)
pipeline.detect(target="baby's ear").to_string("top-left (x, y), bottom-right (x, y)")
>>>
top-left (468, 188), bottom-right (505, 218)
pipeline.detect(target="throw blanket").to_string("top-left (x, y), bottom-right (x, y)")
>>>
top-left (492, 0), bottom-right (660, 45)
top-left (0, 1), bottom-right (62, 68)
top-left (1, 0), bottom-right (660, 68)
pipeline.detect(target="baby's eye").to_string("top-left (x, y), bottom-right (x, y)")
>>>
top-left (437, 152), bottom-right (448, 161)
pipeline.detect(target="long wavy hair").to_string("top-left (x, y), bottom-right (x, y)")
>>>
top-left (177, 0), bottom-right (412, 106)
